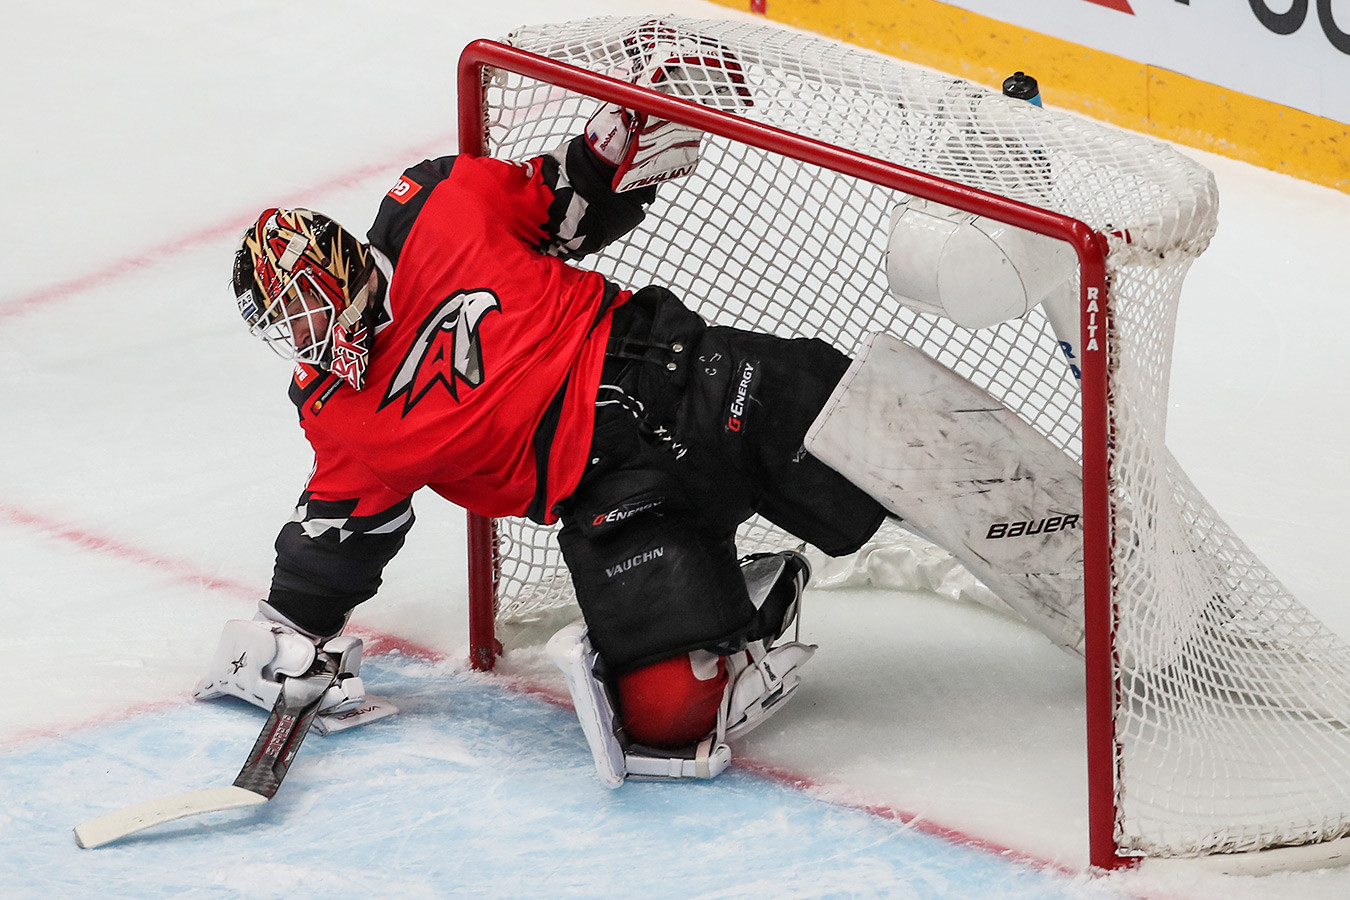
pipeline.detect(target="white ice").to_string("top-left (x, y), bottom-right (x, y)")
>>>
top-left (3, 1), bottom-right (1350, 898)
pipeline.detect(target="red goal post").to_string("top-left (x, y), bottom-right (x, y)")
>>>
top-left (450, 13), bottom-right (1350, 873)
top-left (454, 35), bottom-right (1119, 868)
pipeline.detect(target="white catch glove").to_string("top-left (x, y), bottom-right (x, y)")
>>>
top-left (586, 27), bottom-right (753, 193)
top-left (585, 102), bottom-right (703, 193)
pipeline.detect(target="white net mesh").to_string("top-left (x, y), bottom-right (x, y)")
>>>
top-left (472, 15), bottom-right (1350, 859)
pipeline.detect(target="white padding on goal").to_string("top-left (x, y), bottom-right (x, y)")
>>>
top-left (804, 332), bottom-right (1084, 652)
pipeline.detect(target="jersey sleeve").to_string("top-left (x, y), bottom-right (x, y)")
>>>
top-left (532, 135), bottom-right (658, 260)
top-left (266, 490), bottom-right (414, 638)
top-left (367, 140), bottom-right (658, 268)
top-left (265, 411), bottom-right (416, 637)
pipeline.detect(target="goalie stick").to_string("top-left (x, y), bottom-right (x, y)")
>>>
top-left (72, 652), bottom-right (339, 849)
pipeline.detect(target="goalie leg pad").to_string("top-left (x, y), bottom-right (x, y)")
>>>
top-left (548, 623), bottom-right (737, 785)
top-left (615, 650), bottom-right (728, 749)
top-left (547, 620), bottom-right (628, 788)
top-left (608, 549), bottom-right (811, 747)
top-left (803, 332), bottom-right (1085, 652)
top-left (616, 637), bottom-right (812, 777)
top-left (609, 638), bottom-right (815, 752)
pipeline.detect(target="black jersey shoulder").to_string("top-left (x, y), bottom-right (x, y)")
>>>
top-left (366, 156), bottom-right (459, 264)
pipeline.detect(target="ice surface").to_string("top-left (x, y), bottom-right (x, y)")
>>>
top-left (3, 1), bottom-right (1349, 898)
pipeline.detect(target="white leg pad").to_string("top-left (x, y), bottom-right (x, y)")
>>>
top-left (804, 332), bottom-right (1086, 653)
top-left (546, 620), bottom-right (627, 788)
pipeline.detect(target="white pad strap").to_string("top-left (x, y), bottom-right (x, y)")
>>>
top-left (624, 738), bottom-right (731, 781)
top-left (546, 621), bottom-right (737, 785)
top-left (722, 641), bottom-right (816, 742)
top-left (804, 332), bottom-right (1085, 652)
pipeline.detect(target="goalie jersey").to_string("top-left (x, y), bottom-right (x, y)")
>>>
top-left (268, 138), bottom-right (656, 632)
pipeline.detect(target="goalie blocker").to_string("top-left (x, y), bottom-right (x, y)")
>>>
top-left (192, 600), bottom-right (398, 734)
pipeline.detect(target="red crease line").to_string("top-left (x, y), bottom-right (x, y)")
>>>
top-left (0, 133), bottom-right (455, 322)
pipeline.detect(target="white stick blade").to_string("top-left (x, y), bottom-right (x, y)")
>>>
top-left (73, 785), bottom-right (266, 849)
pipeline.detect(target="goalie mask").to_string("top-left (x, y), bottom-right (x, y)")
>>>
top-left (232, 208), bottom-right (377, 390)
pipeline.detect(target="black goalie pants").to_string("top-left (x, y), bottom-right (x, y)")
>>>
top-left (556, 286), bottom-right (886, 674)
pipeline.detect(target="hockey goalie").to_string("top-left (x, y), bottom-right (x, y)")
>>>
top-left (197, 20), bottom-right (1084, 789)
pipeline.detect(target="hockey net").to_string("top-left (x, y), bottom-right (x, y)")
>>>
top-left (458, 15), bottom-right (1350, 867)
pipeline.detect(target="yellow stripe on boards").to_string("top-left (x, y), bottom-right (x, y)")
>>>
top-left (705, 0), bottom-right (1350, 193)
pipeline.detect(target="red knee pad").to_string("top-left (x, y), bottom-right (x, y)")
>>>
top-left (616, 652), bottom-right (729, 749)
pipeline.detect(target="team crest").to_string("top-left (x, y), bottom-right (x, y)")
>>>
top-left (380, 289), bottom-right (500, 415)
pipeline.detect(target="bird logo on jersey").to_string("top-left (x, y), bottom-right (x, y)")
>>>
top-left (380, 289), bottom-right (501, 415)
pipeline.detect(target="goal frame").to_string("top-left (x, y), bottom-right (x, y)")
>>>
top-left (455, 39), bottom-right (1122, 870)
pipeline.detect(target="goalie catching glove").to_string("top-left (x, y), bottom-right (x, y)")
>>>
top-left (586, 25), bottom-right (753, 192)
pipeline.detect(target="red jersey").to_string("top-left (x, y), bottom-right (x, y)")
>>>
top-left (292, 151), bottom-right (637, 525)
top-left (266, 139), bottom-right (655, 630)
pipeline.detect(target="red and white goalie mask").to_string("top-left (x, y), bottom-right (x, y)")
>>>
top-left (232, 208), bottom-right (377, 390)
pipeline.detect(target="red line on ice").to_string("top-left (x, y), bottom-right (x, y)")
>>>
top-left (0, 135), bottom-right (453, 322)
top-left (0, 501), bottom-right (441, 658)
top-left (0, 499), bottom-right (442, 747)
top-left (0, 501), bottom-right (259, 598)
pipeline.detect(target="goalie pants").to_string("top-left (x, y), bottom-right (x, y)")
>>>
top-left (556, 286), bottom-right (885, 691)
